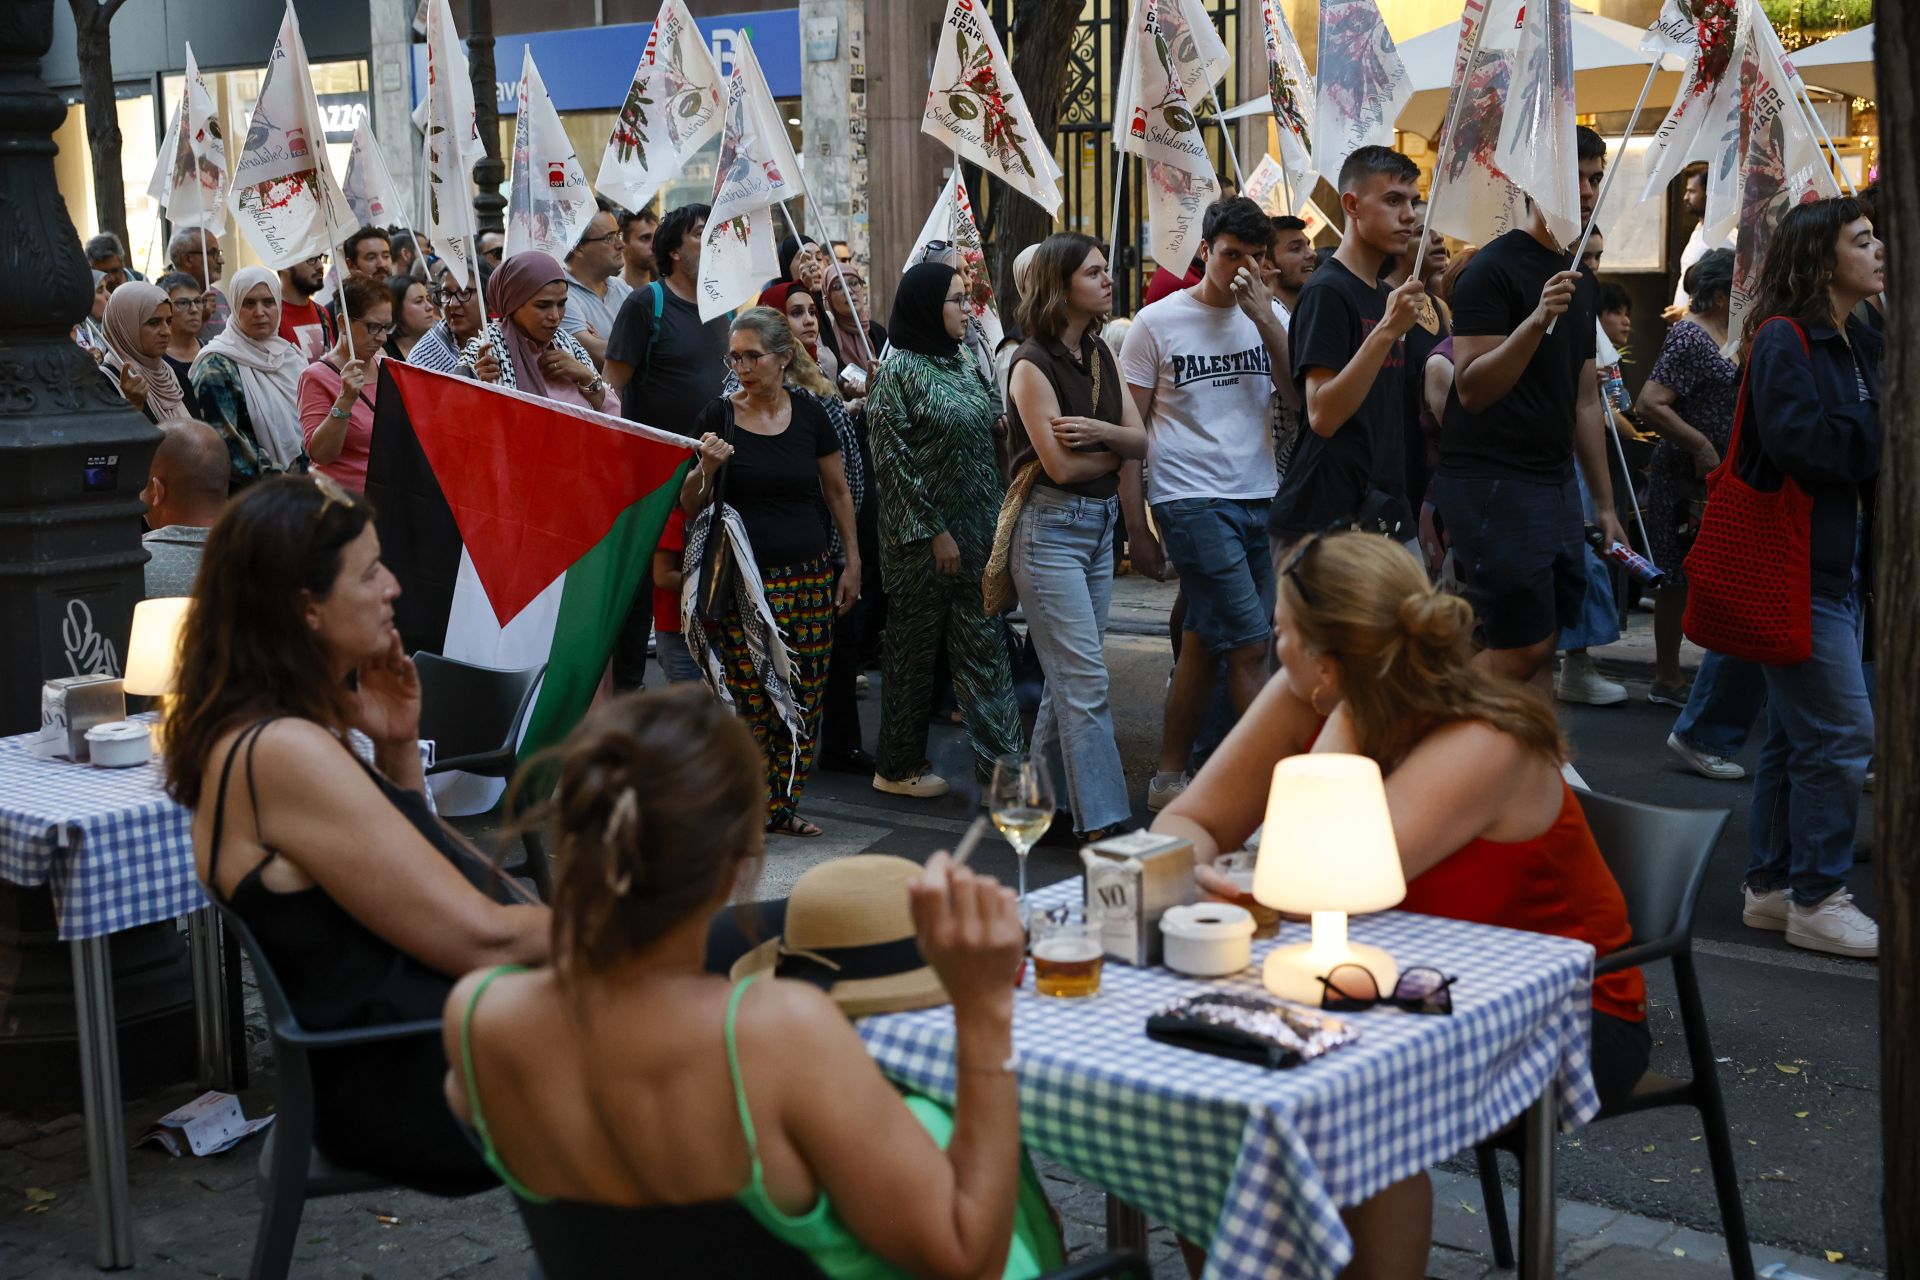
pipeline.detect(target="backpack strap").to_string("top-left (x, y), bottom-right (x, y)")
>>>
top-left (1723, 316), bottom-right (1809, 480)
top-left (637, 280), bottom-right (666, 389)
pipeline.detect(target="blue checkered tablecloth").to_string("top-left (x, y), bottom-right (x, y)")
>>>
top-left (858, 879), bottom-right (1601, 1280)
top-left (0, 728), bottom-right (204, 940)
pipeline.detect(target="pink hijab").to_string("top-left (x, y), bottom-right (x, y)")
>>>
top-left (490, 251), bottom-right (588, 408)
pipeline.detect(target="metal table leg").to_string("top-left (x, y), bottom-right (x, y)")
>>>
top-left (1518, 1087), bottom-right (1559, 1279)
top-left (1105, 1192), bottom-right (1149, 1254)
top-left (70, 937), bottom-right (134, 1269)
top-left (186, 908), bottom-right (232, 1092)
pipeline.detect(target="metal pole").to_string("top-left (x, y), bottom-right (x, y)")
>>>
top-left (72, 937), bottom-right (134, 1268)
top-left (1410, 2), bottom-right (1496, 286)
top-left (1605, 398), bottom-right (1653, 553)
top-left (802, 196), bottom-right (879, 370)
top-left (322, 199), bottom-right (359, 363)
top-left (1202, 91), bottom-right (1245, 187)
top-left (1518, 1088), bottom-right (1559, 1277)
top-left (187, 908), bottom-right (233, 1091)
top-left (1106, 154), bottom-right (1128, 284)
top-left (1550, 56), bottom-right (1662, 335)
top-left (1793, 81), bottom-right (1856, 195)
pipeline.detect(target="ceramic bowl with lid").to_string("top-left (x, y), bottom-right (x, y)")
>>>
top-left (1159, 903), bottom-right (1256, 977)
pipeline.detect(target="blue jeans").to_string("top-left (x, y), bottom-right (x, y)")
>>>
top-left (1672, 649), bottom-right (1767, 758)
top-left (656, 629), bottom-right (704, 684)
top-left (1010, 488), bottom-right (1131, 834)
top-left (1746, 591), bottom-right (1872, 905)
top-left (1559, 463), bottom-right (1619, 650)
top-left (1152, 497), bottom-right (1276, 653)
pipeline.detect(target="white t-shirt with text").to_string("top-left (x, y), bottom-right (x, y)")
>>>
top-left (1119, 289), bottom-right (1279, 506)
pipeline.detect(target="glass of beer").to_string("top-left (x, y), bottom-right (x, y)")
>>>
top-left (1031, 913), bottom-right (1104, 999)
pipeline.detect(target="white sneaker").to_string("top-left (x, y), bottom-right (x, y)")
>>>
top-left (1555, 654), bottom-right (1627, 706)
top-left (1146, 772), bottom-right (1187, 812)
top-left (872, 769), bottom-right (949, 799)
top-left (1667, 732), bottom-right (1746, 781)
top-left (1785, 892), bottom-right (1879, 958)
top-left (1741, 886), bottom-right (1788, 931)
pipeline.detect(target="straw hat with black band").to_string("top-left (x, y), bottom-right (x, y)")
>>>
top-left (732, 855), bottom-right (949, 1017)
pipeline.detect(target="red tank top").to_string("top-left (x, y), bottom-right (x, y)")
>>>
top-left (1399, 782), bottom-right (1646, 1023)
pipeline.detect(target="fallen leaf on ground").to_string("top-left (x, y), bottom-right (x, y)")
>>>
top-left (1673, 1248), bottom-right (1686, 1257)
top-left (1651, 1177), bottom-right (1672, 1184)
top-left (1795, 1111), bottom-right (1810, 1119)
top-left (24, 1188), bottom-right (54, 1203)
top-left (1642, 1143), bottom-right (1655, 1153)
top-left (1690, 1135), bottom-right (1703, 1142)
top-left (1827, 1251), bottom-right (1845, 1263)
top-left (1691, 1167), bottom-right (1702, 1174)
top-left (1775, 1063), bottom-right (1801, 1075)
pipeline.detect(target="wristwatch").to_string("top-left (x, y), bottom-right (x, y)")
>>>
top-left (583, 375), bottom-right (607, 398)
top-left (328, 404), bottom-right (352, 421)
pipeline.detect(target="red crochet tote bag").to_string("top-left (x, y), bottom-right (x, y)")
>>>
top-left (1681, 317), bottom-right (1814, 665)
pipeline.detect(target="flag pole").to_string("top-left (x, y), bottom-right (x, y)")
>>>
top-left (1604, 399), bottom-right (1651, 553)
top-left (320, 197), bottom-right (358, 364)
top-left (1410, 4), bottom-right (1496, 293)
top-left (1791, 80), bottom-right (1856, 195)
top-left (1550, 55), bottom-right (1662, 334)
top-left (800, 193), bottom-right (880, 371)
top-left (1202, 92), bottom-right (1246, 187)
top-left (1106, 153), bottom-right (1128, 278)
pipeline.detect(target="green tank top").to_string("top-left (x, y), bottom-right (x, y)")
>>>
top-left (460, 968), bottom-right (1061, 1280)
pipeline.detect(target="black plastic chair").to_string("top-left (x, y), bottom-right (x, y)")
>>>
top-left (412, 652), bottom-right (550, 898)
top-left (210, 898), bottom-right (470, 1280)
top-left (1473, 790), bottom-right (1751, 1278)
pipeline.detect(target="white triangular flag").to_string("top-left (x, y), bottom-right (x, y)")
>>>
top-left (1638, 0), bottom-right (1740, 202)
top-left (505, 49), bottom-right (598, 261)
top-left (1115, 0), bottom-right (1219, 272)
top-left (904, 169), bottom-right (1003, 350)
top-left (1258, 0), bottom-right (1316, 210)
top-left (1493, 0), bottom-right (1580, 248)
top-left (1425, 0), bottom-right (1527, 247)
top-left (149, 44), bottom-right (228, 233)
top-left (922, 0), bottom-right (1062, 217)
top-left (421, 0), bottom-right (483, 290)
top-left (699, 35), bottom-right (806, 321)
top-left (595, 0), bottom-right (725, 215)
top-left (342, 117), bottom-right (409, 232)
top-left (1312, 0), bottom-right (1411, 185)
top-left (1724, 3), bottom-right (1841, 352)
top-left (226, 3), bottom-right (354, 267)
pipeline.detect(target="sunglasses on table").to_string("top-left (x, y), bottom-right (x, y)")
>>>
top-left (1317, 964), bottom-right (1456, 1015)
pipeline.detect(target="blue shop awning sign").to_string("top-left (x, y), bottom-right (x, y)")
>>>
top-left (409, 8), bottom-right (802, 116)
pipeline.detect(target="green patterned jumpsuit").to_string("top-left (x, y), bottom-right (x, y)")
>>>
top-left (866, 347), bottom-right (1024, 785)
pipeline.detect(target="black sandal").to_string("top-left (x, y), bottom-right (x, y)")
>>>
top-left (768, 814), bottom-right (823, 838)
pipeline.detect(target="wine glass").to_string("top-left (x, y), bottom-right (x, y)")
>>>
top-left (989, 753), bottom-right (1054, 920)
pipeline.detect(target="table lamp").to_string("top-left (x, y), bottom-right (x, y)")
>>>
top-left (122, 597), bottom-right (190, 753)
top-left (1251, 754), bottom-right (1407, 1005)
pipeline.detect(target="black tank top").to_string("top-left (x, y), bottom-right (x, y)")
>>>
top-left (207, 718), bottom-right (528, 1031)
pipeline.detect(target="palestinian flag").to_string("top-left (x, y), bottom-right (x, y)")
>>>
top-left (367, 361), bottom-right (693, 811)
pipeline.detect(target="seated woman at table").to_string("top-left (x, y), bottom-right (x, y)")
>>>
top-left (165, 473), bottom-right (551, 1191)
top-left (1155, 531), bottom-right (1650, 1278)
top-left (445, 686), bottom-right (1058, 1278)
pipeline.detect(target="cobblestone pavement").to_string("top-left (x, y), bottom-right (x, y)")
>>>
top-left (0, 1075), bottom-right (1880, 1278)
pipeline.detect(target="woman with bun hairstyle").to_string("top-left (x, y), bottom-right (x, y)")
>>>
top-left (1151, 532), bottom-right (1647, 1279)
top-left (446, 687), bottom-right (1062, 1279)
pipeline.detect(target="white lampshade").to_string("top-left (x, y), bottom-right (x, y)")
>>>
top-left (1252, 754), bottom-right (1406, 916)
top-left (122, 598), bottom-right (190, 697)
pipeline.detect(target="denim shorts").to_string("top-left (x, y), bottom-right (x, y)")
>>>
top-left (1152, 497), bottom-right (1276, 653)
top-left (1434, 473), bottom-right (1587, 650)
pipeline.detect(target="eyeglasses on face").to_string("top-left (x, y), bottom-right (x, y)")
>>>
top-left (724, 349), bottom-right (776, 369)
top-left (580, 231), bottom-right (621, 247)
top-left (169, 296), bottom-right (203, 310)
top-left (361, 319), bottom-right (396, 339)
top-left (434, 287), bottom-right (475, 305)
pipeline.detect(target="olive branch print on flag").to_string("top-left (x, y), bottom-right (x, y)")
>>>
top-left (922, 0), bottom-right (1061, 217)
top-left (597, 0), bottom-right (724, 216)
top-left (1115, 0), bottom-right (1218, 271)
top-left (1311, 0), bottom-right (1411, 184)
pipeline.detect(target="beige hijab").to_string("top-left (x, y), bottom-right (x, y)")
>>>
top-left (101, 282), bottom-right (189, 420)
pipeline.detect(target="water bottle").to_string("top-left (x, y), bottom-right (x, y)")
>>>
top-left (1584, 525), bottom-right (1666, 589)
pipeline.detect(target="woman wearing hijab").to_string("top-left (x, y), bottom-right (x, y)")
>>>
top-left (75, 270), bottom-right (110, 359)
top-left (775, 234), bottom-right (826, 294)
top-left (458, 251), bottom-right (616, 414)
top-left (760, 282), bottom-right (873, 772)
top-left (866, 262), bottom-right (1022, 798)
top-left (190, 266), bottom-right (309, 488)
top-left (911, 241), bottom-right (1000, 413)
top-left (820, 265), bottom-right (885, 403)
top-left (100, 282), bottom-right (192, 424)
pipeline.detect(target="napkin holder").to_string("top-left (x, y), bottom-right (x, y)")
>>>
top-left (41, 675), bottom-right (127, 762)
top-left (1082, 830), bottom-right (1194, 966)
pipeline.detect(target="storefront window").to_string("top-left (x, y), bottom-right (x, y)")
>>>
top-left (52, 89), bottom-right (162, 277)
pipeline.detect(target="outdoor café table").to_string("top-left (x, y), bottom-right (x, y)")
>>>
top-left (0, 723), bottom-right (234, 1270)
top-left (857, 878), bottom-right (1602, 1280)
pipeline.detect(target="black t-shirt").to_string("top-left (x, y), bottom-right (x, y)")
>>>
top-left (1269, 258), bottom-right (1410, 538)
top-left (608, 282), bottom-right (730, 436)
top-left (693, 394), bottom-right (840, 568)
top-left (1438, 230), bottom-right (1597, 481)
top-left (1401, 302), bottom-right (1448, 507)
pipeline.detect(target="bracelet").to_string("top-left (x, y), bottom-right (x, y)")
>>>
top-left (957, 1052), bottom-right (1019, 1076)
